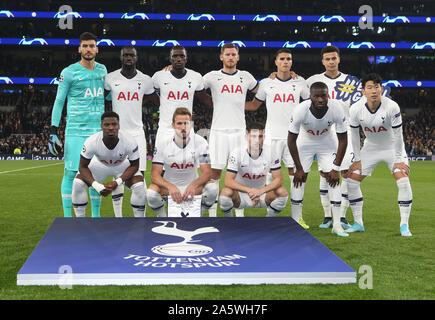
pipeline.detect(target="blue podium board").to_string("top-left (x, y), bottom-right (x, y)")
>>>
top-left (18, 217), bottom-right (356, 285)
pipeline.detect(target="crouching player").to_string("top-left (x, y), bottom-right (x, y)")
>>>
top-left (287, 82), bottom-right (348, 236)
top-left (219, 122), bottom-right (289, 217)
top-left (346, 73), bottom-right (413, 236)
top-left (72, 111), bottom-right (146, 217)
top-left (147, 107), bottom-right (218, 217)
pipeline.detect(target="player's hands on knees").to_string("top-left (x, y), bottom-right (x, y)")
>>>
top-left (248, 188), bottom-right (263, 201)
top-left (327, 170), bottom-right (340, 188)
top-left (104, 181), bottom-right (118, 191)
top-left (100, 189), bottom-right (112, 197)
top-left (392, 162), bottom-right (410, 176)
top-left (168, 185), bottom-right (183, 204)
top-left (293, 169), bottom-right (307, 188)
top-left (182, 184), bottom-right (196, 201)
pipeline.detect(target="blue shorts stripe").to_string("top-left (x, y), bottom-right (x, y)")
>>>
top-left (349, 197), bottom-right (363, 204)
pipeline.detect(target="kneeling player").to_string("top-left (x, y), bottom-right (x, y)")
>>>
top-left (288, 82), bottom-right (348, 236)
top-left (219, 122), bottom-right (289, 217)
top-left (346, 73), bottom-right (413, 236)
top-left (72, 112), bottom-right (146, 217)
top-left (147, 107), bottom-right (218, 217)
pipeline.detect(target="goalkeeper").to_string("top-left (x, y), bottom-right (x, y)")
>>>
top-left (49, 32), bottom-right (107, 217)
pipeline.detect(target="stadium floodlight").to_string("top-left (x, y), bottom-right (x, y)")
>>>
top-left (152, 40), bottom-right (181, 47)
top-left (282, 41), bottom-right (311, 48)
top-left (18, 38), bottom-right (48, 45)
top-left (0, 10), bottom-right (14, 17)
top-left (53, 12), bottom-right (82, 19)
top-left (382, 16), bottom-right (410, 23)
top-left (120, 13), bottom-right (149, 20)
top-left (411, 42), bottom-right (435, 49)
top-left (347, 41), bottom-right (376, 49)
top-left (97, 39), bottom-right (116, 46)
top-left (252, 15), bottom-right (280, 22)
top-left (318, 15), bottom-right (346, 22)
top-left (187, 14), bottom-right (215, 21)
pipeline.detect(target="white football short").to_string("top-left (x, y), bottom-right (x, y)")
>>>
top-left (124, 130), bottom-right (147, 172)
top-left (88, 158), bottom-right (142, 183)
top-left (361, 147), bottom-right (409, 176)
top-left (237, 191), bottom-right (267, 209)
top-left (265, 138), bottom-right (294, 168)
top-left (339, 131), bottom-right (354, 171)
top-left (209, 129), bottom-right (246, 170)
top-left (298, 149), bottom-right (336, 173)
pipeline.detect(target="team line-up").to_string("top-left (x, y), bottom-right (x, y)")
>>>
top-left (48, 32), bottom-right (413, 238)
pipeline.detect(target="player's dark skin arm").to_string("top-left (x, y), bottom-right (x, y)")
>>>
top-left (143, 92), bottom-right (160, 107)
top-left (245, 98), bottom-right (263, 111)
top-left (104, 89), bottom-right (112, 112)
top-left (287, 132), bottom-right (307, 188)
top-left (326, 132), bottom-right (348, 188)
top-left (77, 156), bottom-right (111, 196)
top-left (195, 89), bottom-right (213, 108)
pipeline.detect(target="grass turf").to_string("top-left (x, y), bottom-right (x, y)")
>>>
top-left (0, 160), bottom-right (434, 299)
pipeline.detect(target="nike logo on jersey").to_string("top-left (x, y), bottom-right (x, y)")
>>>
top-left (164, 82), bottom-right (169, 85)
top-left (217, 78), bottom-right (223, 81)
top-left (115, 83), bottom-right (120, 86)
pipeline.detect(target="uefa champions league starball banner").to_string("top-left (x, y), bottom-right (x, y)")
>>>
top-left (18, 217), bottom-right (356, 285)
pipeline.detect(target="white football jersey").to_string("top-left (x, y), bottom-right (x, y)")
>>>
top-left (350, 96), bottom-right (403, 150)
top-left (152, 69), bottom-right (204, 131)
top-left (289, 100), bottom-right (347, 152)
top-left (203, 70), bottom-right (258, 130)
top-left (152, 134), bottom-right (210, 187)
top-left (81, 131), bottom-right (139, 166)
top-left (255, 76), bottom-right (310, 139)
top-left (104, 69), bottom-right (154, 135)
top-left (226, 145), bottom-right (281, 189)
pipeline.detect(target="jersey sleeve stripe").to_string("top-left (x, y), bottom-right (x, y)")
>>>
top-left (336, 130), bottom-right (347, 134)
top-left (350, 125), bottom-right (360, 128)
top-left (227, 169), bottom-right (238, 174)
top-left (152, 161), bottom-right (164, 166)
top-left (270, 167), bottom-right (281, 171)
top-left (254, 97), bottom-right (264, 102)
top-left (392, 123), bottom-right (402, 129)
top-left (288, 130), bottom-right (299, 135)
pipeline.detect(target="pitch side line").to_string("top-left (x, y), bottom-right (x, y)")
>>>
top-left (0, 162), bottom-right (63, 174)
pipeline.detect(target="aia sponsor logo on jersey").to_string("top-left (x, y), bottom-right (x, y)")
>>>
top-left (307, 128), bottom-right (328, 135)
top-left (221, 84), bottom-right (243, 94)
top-left (364, 126), bottom-right (387, 133)
top-left (273, 93), bottom-right (295, 103)
top-left (167, 91), bottom-right (189, 100)
top-left (170, 162), bottom-right (195, 169)
top-left (242, 173), bottom-right (265, 180)
top-left (117, 91), bottom-right (139, 101)
top-left (84, 87), bottom-right (104, 98)
top-left (101, 159), bottom-right (123, 165)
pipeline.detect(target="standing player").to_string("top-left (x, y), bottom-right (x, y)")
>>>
top-left (288, 82), bottom-right (348, 237)
top-left (72, 111), bottom-right (146, 218)
top-left (147, 108), bottom-right (218, 217)
top-left (219, 122), bottom-right (289, 217)
top-left (346, 73), bottom-right (412, 236)
top-left (203, 43), bottom-right (259, 217)
top-left (105, 45), bottom-right (159, 217)
top-left (306, 46), bottom-right (354, 229)
top-left (245, 48), bottom-right (309, 226)
top-left (151, 45), bottom-right (212, 153)
top-left (49, 32), bottom-right (107, 218)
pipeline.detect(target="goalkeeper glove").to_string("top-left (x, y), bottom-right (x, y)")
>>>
top-left (48, 126), bottom-right (63, 156)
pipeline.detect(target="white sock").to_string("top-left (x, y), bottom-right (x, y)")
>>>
top-left (340, 178), bottom-right (349, 219)
top-left (112, 183), bottom-right (124, 218)
top-left (147, 189), bottom-right (166, 217)
top-left (207, 179), bottom-right (219, 217)
top-left (320, 176), bottom-right (332, 218)
top-left (131, 182), bottom-right (146, 217)
top-left (328, 183), bottom-right (343, 230)
top-left (397, 177), bottom-right (413, 226)
top-left (201, 182), bottom-right (219, 216)
top-left (219, 195), bottom-right (234, 217)
top-left (234, 208), bottom-right (244, 217)
top-left (348, 179), bottom-right (364, 226)
top-left (267, 196), bottom-right (288, 217)
top-left (291, 182), bottom-right (305, 222)
top-left (72, 178), bottom-right (88, 217)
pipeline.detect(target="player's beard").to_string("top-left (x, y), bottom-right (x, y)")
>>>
top-left (82, 53), bottom-right (96, 61)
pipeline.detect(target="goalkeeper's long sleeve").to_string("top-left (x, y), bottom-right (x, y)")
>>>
top-left (51, 69), bottom-right (72, 127)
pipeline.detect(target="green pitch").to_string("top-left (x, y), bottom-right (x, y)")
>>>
top-left (0, 160), bottom-right (434, 299)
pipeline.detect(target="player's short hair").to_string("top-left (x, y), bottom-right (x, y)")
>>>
top-left (172, 107), bottom-right (192, 123)
top-left (79, 32), bottom-right (98, 44)
top-left (121, 45), bottom-right (137, 55)
top-left (362, 73), bottom-right (383, 88)
top-left (101, 111), bottom-right (119, 122)
top-left (310, 81), bottom-right (328, 91)
top-left (220, 43), bottom-right (239, 54)
top-left (321, 45), bottom-right (340, 58)
top-left (246, 121), bottom-right (265, 133)
top-left (275, 48), bottom-right (292, 59)
top-left (170, 45), bottom-right (187, 57)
